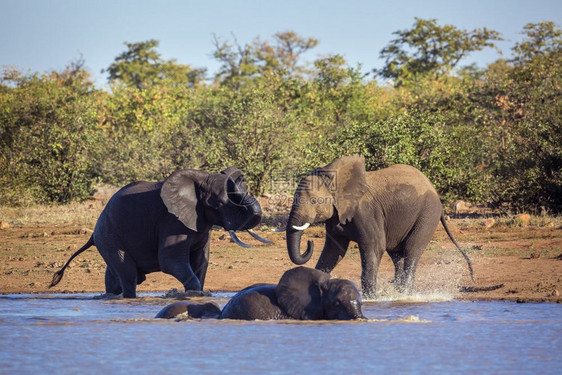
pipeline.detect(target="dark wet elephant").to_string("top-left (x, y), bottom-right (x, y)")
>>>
top-left (285, 155), bottom-right (474, 298)
top-left (219, 267), bottom-right (364, 320)
top-left (50, 167), bottom-right (264, 298)
top-left (155, 301), bottom-right (221, 319)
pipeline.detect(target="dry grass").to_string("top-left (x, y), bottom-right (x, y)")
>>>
top-left (0, 201), bottom-right (102, 228)
top-left (0, 200), bottom-right (561, 302)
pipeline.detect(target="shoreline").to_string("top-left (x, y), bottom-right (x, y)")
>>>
top-left (1, 203), bottom-right (561, 304)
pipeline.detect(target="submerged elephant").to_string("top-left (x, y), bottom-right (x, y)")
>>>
top-left (155, 301), bottom-right (221, 319)
top-left (285, 155), bottom-right (474, 298)
top-left (50, 167), bottom-right (267, 298)
top-left (219, 266), bottom-right (364, 320)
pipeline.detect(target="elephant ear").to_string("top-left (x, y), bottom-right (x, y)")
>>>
top-left (160, 169), bottom-right (210, 232)
top-left (276, 267), bottom-right (330, 320)
top-left (323, 155), bottom-right (367, 225)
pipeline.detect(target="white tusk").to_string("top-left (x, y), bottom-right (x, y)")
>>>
top-left (228, 230), bottom-right (251, 248)
top-left (292, 223), bottom-right (310, 231)
top-left (247, 229), bottom-right (273, 244)
top-left (271, 227), bottom-right (287, 232)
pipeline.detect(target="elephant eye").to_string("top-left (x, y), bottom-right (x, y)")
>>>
top-left (333, 300), bottom-right (341, 307)
top-left (207, 195), bottom-right (225, 209)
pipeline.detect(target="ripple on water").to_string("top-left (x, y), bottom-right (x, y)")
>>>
top-left (0, 293), bottom-right (560, 374)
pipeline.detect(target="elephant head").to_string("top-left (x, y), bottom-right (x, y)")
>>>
top-left (276, 267), bottom-right (364, 320)
top-left (286, 155), bottom-right (367, 264)
top-left (161, 167), bottom-right (262, 233)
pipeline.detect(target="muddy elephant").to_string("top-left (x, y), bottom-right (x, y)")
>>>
top-left (155, 301), bottom-right (221, 319)
top-left (219, 266), bottom-right (364, 320)
top-left (285, 155), bottom-right (473, 298)
top-left (50, 167), bottom-right (266, 298)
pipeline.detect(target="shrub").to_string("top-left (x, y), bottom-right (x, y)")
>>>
top-left (0, 66), bottom-right (104, 204)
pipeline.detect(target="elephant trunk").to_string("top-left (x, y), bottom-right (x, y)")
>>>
top-left (349, 301), bottom-right (366, 320)
top-left (286, 216), bottom-right (314, 265)
top-left (237, 193), bottom-right (262, 230)
top-left (224, 191), bottom-right (262, 231)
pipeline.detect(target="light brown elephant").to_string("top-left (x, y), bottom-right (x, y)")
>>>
top-left (285, 155), bottom-right (473, 298)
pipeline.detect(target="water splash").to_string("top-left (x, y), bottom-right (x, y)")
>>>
top-left (364, 290), bottom-right (456, 303)
top-left (363, 260), bottom-right (467, 303)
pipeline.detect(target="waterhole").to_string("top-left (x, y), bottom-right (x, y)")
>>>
top-left (0, 293), bottom-right (559, 373)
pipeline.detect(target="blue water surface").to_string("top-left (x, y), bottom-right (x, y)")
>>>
top-left (0, 293), bottom-right (560, 374)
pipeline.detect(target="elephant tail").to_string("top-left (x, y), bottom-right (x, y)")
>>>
top-left (440, 213), bottom-right (475, 282)
top-left (49, 236), bottom-right (95, 288)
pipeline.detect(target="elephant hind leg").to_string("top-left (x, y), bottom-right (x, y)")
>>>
top-left (388, 251), bottom-right (405, 287)
top-left (399, 216), bottom-right (440, 294)
top-left (400, 256), bottom-right (419, 294)
top-left (98, 245), bottom-right (139, 298)
top-left (104, 267), bottom-right (122, 295)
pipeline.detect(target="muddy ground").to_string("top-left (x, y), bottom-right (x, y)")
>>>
top-left (0, 198), bottom-right (561, 303)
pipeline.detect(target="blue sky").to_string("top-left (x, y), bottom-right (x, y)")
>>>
top-left (2, 0), bottom-right (561, 87)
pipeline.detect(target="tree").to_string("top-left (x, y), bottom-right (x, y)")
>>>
top-left (512, 21), bottom-right (562, 64)
top-left (310, 54), bottom-right (372, 124)
top-left (488, 23), bottom-right (562, 211)
top-left (376, 18), bottom-right (502, 86)
top-left (187, 74), bottom-right (307, 195)
top-left (104, 39), bottom-right (206, 89)
top-left (212, 31), bottom-right (318, 89)
top-left (259, 31), bottom-right (319, 76)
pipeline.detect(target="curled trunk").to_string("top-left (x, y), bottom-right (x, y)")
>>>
top-left (225, 191), bottom-right (262, 231)
top-left (286, 217), bottom-right (314, 265)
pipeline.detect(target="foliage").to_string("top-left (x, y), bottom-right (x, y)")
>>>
top-left (98, 83), bottom-right (196, 183)
top-left (0, 61), bottom-right (104, 204)
top-left (484, 48), bottom-right (562, 211)
top-left (186, 74), bottom-right (308, 195)
top-left (376, 18), bottom-right (502, 86)
top-left (104, 39), bottom-right (206, 89)
top-left (1, 23), bottom-right (560, 214)
top-left (512, 21), bottom-right (562, 63)
top-left (212, 31), bottom-right (318, 89)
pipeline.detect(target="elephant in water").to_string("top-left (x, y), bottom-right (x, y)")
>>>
top-left (219, 266), bottom-right (364, 320)
top-left (155, 267), bottom-right (364, 321)
top-left (284, 155), bottom-right (474, 298)
top-left (50, 167), bottom-right (269, 298)
top-left (155, 301), bottom-right (221, 319)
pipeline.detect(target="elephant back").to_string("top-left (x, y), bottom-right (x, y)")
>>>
top-left (276, 267), bottom-right (330, 320)
top-left (220, 284), bottom-right (286, 320)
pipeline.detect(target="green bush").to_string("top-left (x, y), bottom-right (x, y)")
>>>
top-left (0, 67), bottom-right (103, 204)
top-left (186, 74), bottom-right (308, 195)
top-left (1, 24), bottom-right (560, 214)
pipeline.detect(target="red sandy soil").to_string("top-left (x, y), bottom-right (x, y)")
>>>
top-left (1, 199), bottom-right (561, 303)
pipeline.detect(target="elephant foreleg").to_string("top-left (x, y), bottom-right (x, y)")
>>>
top-left (358, 239), bottom-right (384, 300)
top-left (315, 232), bottom-right (350, 274)
top-left (190, 238), bottom-right (210, 290)
top-left (159, 234), bottom-right (202, 292)
top-left (171, 262), bottom-right (202, 292)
